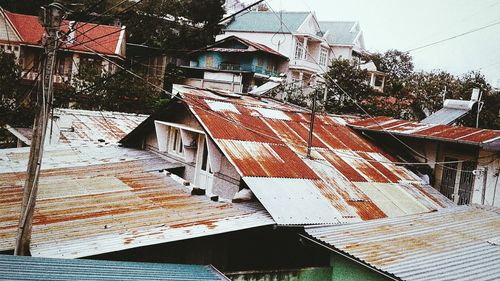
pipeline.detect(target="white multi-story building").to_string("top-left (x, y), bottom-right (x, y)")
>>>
top-left (217, 11), bottom-right (384, 91)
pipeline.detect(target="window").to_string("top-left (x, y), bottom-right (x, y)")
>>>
top-left (294, 41), bottom-right (303, 59)
top-left (319, 47), bottom-right (328, 66)
top-left (168, 127), bottom-right (183, 156)
top-left (257, 57), bottom-right (265, 67)
top-left (374, 75), bottom-right (384, 87)
top-left (205, 55), bottom-right (214, 68)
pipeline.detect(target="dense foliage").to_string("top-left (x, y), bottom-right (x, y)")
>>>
top-left (0, 50), bottom-right (34, 128)
top-left (320, 50), bottom-right (499, 129)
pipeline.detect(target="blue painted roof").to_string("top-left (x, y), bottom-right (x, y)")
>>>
top-left (225, 11), bottom-right (310, 33)
top-left (319, 21), bottom-right (358, 45)
top-left (0, 255), bottom-right (227, 281)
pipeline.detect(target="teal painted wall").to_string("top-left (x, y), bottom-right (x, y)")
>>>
top-left (330, 254), bottom-right (391, 281)
top-left (196, 52), bottom-right (278, 76)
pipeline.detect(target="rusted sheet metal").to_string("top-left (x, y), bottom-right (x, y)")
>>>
top-left (349, 117), bottom-right (500, 147)
top-left (0, 153), bottom-right (274, 258)
top-left (177, 87), bottom-right (453, 225)
top-left (305, 205), bottom-right (500, 281)
top-left (54, 108), bottom-right (147, 145)
top-left (217, 139), bottom-right (319, 179)
top-left (12, 109), bottom-right (147, 146)
top-left (0, 144), bottom-right (171, 174)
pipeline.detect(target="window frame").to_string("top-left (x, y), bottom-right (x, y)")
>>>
top-left (294, 41), bottom-right (304, 59)
top-left (168, 127), bottom-right (184, 157)
top-left (319, 47), bottom-right (328, 66)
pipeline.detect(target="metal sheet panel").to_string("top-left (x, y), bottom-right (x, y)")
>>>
top-left (305, 205), bottom-right (500, 281)
top-left (421, 107), bottom-right (470, 125)
top-left (349, 116), bottom-right (500, 148)
top-left (0, 155), bottom-right (274, 258)
top-left (243, 177), bottom-right (343, 225)
top-left (0, 254), bottom-right (228, 281)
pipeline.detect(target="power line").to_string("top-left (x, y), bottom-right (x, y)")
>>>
top-left (406, 18), bottom-right (500, 53)
top-left (68, 27), bottom-right (498, 171)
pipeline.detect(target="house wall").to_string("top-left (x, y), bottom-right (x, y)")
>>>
top-left (227, 267), bottom-right (332, 281)
top-left (330, 253), bottom-right (391, 281)
top-left (473, 149), bottom-right (500, 206)
top-left (331, 46), bottom-right (352, 60)
top-left (0, 12), bottom-right (21, 43)
top-left (143, 104), bottom-right (242, 200)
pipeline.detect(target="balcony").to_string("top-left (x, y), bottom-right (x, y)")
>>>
top-left (289, 58), bottom-right (326, 73)
top-left (22, 71), bottom-right (71, 84)
top-left (218, 63), bottom-right (279, 77)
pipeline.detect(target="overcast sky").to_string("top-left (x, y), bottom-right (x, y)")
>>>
top-left (260, 0), bottom-right (500, 87)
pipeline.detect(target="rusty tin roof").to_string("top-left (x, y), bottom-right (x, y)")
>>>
top-left (349, 117), bottom-right (500, 150)
top-left (304, 205), bottom-right (500, 281)
top-left (10, 108), bottom-right (147, 146)
top-left (0, 148), bottom-right (274, 258)
top-left (168, 85), bottom-right (454, 225)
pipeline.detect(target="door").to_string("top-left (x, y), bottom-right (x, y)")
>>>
top-left (440, 157), bottom-right (458, 202)
top-left (457, 161), bottom-right (476, 205)
top-left (194, 134), bottom-right (214, 194)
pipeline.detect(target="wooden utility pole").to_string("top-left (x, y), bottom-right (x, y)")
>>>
top-left (14, 2), bottom-right (65, 256)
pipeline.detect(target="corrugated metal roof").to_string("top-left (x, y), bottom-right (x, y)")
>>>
top-left (0, 254), bottom-right (228, 281)
top-left (201, 36), bottom-right (287, 59)
top-left (0, 144), bottom-right (167, 174)
top-left (170, 85), bottom-right (454, 225)
top-left (225, 11), bottom-right (310, 33)
top-left (304, 205), bottom-right (500, 281)
top-left (349, 117), bottom-right (500, 149)
top-left (10, 108), bottom-right (147, 146)
top-left (0, 149), bottom-right (274, 258)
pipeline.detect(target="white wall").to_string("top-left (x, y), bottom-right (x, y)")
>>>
top-left (332, 46), bottom-right (353, 60)
top-left (473, 149), bottom-right (500, 206)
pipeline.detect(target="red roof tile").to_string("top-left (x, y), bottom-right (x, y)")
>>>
top-left (4, 10), bottom-right (123, 57)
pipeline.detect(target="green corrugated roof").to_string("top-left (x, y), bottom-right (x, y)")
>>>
top-left (319, 21), bottom-right (358, 45)
top-left (0, 255), bottom-right (227, 281)
top-left (225, 11), bottom-right (310, 33)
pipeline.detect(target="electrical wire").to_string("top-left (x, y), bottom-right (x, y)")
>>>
top-left (68, 29), bottom-right (500, 172)
top-left (406, 18), bottom-right (500, 53)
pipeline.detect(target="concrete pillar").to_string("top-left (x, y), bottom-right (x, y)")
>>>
top-left (303, 37), bottom-right (308, 60)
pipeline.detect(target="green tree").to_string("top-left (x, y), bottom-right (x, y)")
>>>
top-left (56, 64), bottom-right (162, 114)
top-left (0, 49), bottom-right (34, 128)
top-left (323, 58), bottom-right (391, 115)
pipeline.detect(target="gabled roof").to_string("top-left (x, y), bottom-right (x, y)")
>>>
top-left (319, 21), bottom-right (359, 45)
top-left (0, 254), bottom-right (229, 281)
top-left (196, 35), bottom-right (288, 59)
top-left (0, 146), bottom-right (273, 258)
top-left (2, 9), bottom-right (125, 58)
top-left (304, 205), bottom-right (500, 281)
top-left (225, 11), bottom-right (310, 33)
top-left (124, 85), bottom-right (454, 225)
top-left (349, 116), bottom-right (500, 151)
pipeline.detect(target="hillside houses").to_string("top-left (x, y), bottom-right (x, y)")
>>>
top-left (216, 11), bottom-right (385, 92)
top-left (1, 4), bottom-right (499, 281)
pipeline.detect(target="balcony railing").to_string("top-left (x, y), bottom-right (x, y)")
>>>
top-left (218, 63), bottom-right (279, 77)
top-left (22, 71), bottom-right (71, 83)
top-left (289, 58), bottom-right (326, 73)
